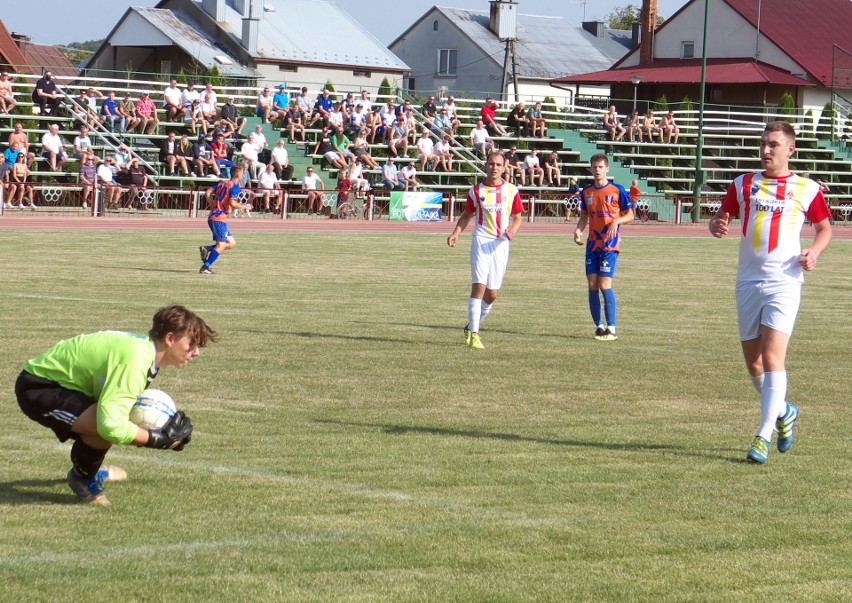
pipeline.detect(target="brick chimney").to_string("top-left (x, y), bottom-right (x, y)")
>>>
top-left (640, 0), bottom-right (658, 65)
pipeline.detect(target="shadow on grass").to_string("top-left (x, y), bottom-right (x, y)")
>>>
top-left (0, 478), bottom-right (73, 506)
top-left (356, 321), bottom-right (591, 341)
top-left (232, 329), bottom-right (410, 344)
top-left (100, 265), bottom-right (198, 274)
top-left (315, 418), bottom-right (739, 459)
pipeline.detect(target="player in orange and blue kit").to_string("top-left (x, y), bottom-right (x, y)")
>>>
top-left (199, 167), bottom-right (252, 274)
top-left (574, 153), bottom-right (633, 340)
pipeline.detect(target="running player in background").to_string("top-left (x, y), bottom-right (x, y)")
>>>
top-left (14, 305), bottom-right (215, 506)
top-left (574, 153), bottom-right (633, 341)
top-left (199, 167), bottom-right (252, 274)
top-left (709, 121), bottom-right (832, 464)
top-left (447, 151), bottom-right (523, 349)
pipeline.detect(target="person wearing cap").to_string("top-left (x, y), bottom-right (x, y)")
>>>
top-left (256, 87), bottom-right (279, 124)
top-left (272, 84), bottom-right (289, 122)
top-left (387, 114), bottom-right (410, 158)
top-left (348, 103), bottom-right (367, 138)
top-left (186, 99), bottom-right (209, 136)
top-left (295, 87), bottom-right (312, 125)
top-left (135, 91), bottom-right (159, 135)
top-left (219, 96), bottom-right (246, 136)
top-left (281, 103), bottom-right (305, 143)
top-left (308, 89), bottom-right (333, 128)
top-left (119, 92), bottom-right (141, 134)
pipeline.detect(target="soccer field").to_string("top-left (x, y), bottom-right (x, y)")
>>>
top-left (1, 228), bottom-right (850, 601)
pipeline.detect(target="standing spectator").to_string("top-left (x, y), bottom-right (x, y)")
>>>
top-left (441, 96), bottom-right (462, 134)
top-left (643, 110), bottom-right (662, 142)
top-left (135, 91), bottom-right (159, 135)
top-left (507, 101), bottom-right (530, 137)
top-left (416, 130), bottom-right (438, 172)
top-left (32, 71), bottom-right (61, 115)
top-left (628, 179), bottom-right (643, 205)
top-left (421, 95), bottom-right (438, 131)
top-left (119, 92), bottom-right (141, 133)
top-left (523, 148), bottom-right (544, 187)
top-left (447, 151), bottom-right (523, 349)
top-left (312, 127), bottom-right (347, 171)
top-left (78, 153), bottom-right (97, 209)
top-left (193, 134), bottom-right (220, 178)
top-left (257, 163), bottom-right (282, 212)
top-left (101, 91), bottom-right (124, 132)
top-left (126, 158), bottom-right (149, 209)
top-left (163, 79), bottom-right (185, 121)
top-left (97, 157), bottom-right (122, 209)
top-left (0, 71), bottom-right (17, 114)
top-left (381, 157), bottom-right (404, 191)
top-left (544, 151), bottom-right (561, 186)
top-left (219, 96), bottom-right (246, 136)
top-left (301, 166), bottom-right (325, 214)
top-left (603, 105), bottom-right (625, 141)
top-left (469, 120), bottom-right (494, 158)
top-left (387, 116), bottom-right (410, 158)
top-left (41, 124), bottom-right (67, 172)
top-left (481, 97), bottom-right (507, 136)
top-left (662, 110), bottom-right (680, 143)
top-left (573, 153), bottom-right (633, 341)
top-left (159, 131), bottom-right (187, 176)
top-left (8, 123), bottom-right (35, 168)
top-left (199, 168), bottom-right (253, 274)
top-left (256, 86), bottom-right (278, 124)
top-left (527, 102), bottom-right (547, 138)
top-left (503, 146), bottom-right (524, 184)
top-left (271, 138), bottom-right (293, 180)
top-left (73, 124), bottom-right (94, 160)
top-left (282, 104), bottom-right (306, 143)
top-left (624, 110), bottom-right (643, 143)
top-left (434, 134), bottom-right (454, 173)
top-left (708, 121), bottom-right (832, 464)
top-left (8, 153), bottom-right (34, 209)
top-left (272, 84), bottom-right (289, 121)
top-left (401, 162), bottom-right (418, 191)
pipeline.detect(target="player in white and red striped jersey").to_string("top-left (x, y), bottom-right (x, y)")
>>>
top-left (447, 151), bottom-right (523, 349)
top-left (710, 121), bottom-right (832, 464)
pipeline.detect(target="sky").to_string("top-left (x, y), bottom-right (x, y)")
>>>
top-left (0, 0), bottom-right (686, 47)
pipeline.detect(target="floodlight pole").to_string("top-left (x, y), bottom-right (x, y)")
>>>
top-left (631, 75), bottom-right (641, 111)
top-left (692, 0), bottom-right (711, 223)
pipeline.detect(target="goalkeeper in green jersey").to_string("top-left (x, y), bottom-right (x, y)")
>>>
top-left (15, 305), bottom-right (217, 506)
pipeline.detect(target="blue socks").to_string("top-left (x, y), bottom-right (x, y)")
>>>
top-left (206, 250), bottom-right (220, 266)
top-left (602, 288), bottom-right (617, 329)
top-left (588, 290), bottom-right (602, 326)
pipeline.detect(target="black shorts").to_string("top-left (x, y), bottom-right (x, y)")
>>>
top-left (15, 370), bottom-right (95, 442)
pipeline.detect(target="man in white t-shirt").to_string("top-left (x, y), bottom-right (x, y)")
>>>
top-left (41, 124), bottom-right (67, 171)
top-left (97, 157), bottom-right (122, 208)
top-left (240, 133), bottom-right (264, 182)
top-left (709, 121), bottom-right (832, 464)
top-left (447, 150), bottom-right (523, 349)
top-left (301, 166), bottom-right (325, 215)
top-left (416, 130), bottom-right (437, 171)
top-left (469, 120), bottom-right (493, 158)
top-left (523, 148), bottom-right (544, 186)
top-left (271, 139), bottom-right (293, 180)
top-left (400, 163), bottom-right (417, 191)
top-left (257, 163), bottom-right (282, 213)
top-left (163, 79), bottom-right (185, 121)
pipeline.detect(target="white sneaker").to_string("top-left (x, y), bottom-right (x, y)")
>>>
top-left (30, 203), bottom-right (38, 210)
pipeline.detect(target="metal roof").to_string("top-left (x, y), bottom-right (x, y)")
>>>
top-left (433, 6), bottom-right (632, 80)
top-left (134, 8), bottom-right (262, 78)
top-left (0, 19), bottom-right (34, 74)
top-left (195, 0), bottom-right (408, 70)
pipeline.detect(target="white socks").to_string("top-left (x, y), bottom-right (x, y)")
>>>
top-left (480, 300), bottom-right (493, 323)
top-left (468, 298), bottom-right (481, 333)
top-left (750, 373), bottom-right (764, 394)
top-left (757, 371), bottom-right (787, 441)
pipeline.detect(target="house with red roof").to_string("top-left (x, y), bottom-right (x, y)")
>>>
top-left (0, 19), bottom-right (78, 77)
top-left (552, 0), bottom-right (852, 114)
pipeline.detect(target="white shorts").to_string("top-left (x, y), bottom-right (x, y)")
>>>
top-left (736, 281), bottom-right (801, 340)
top-left (470, 235), bottom-right (510, 290)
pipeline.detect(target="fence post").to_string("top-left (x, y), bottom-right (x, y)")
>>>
top-left (94, 188), bottom-right (101, 217)
top-left (449, 193), bottom-right (454, 222)
top-left (530, 195), bottom-right (536, 223)
top-left (283, 188), bottom-right (289, 219)
top-left (674, 197), bottom-right (682, 225)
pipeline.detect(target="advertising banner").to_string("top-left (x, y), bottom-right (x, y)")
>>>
top-left (389, 191), bottom-right (443, 222)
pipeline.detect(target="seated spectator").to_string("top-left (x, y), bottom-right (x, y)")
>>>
top-left (347, 157), bottom-right (370, 196)
top-left (113, 144), bottom-right (132, 171)
top-left (258, 163), bottom-right (283, 212)
top-left (347, 102), bottom-right (368, 138)
top-left (416, 130), bottom-right (438, 172)
top-left (381, 157), bottom-right (404, 191)
top-left (101, 91), bottom-right (124, 132)
top-left (302, 166), bottom-right (325, 214)
top-left (126, 158), bottom-right (150, 209)
top-left (603, 105), bottom-right (624, 141)
top-left (272, 84), bottom-right (289, 122)
top-left (507, 102), bottom-right (530, 137)
top-left (135, 91), bottom-right (159, 135)
top-left (180, 81), bottom-right (200, 116)
top-left (527, 102), bottom-right (547, 138)
top-left (544, 151), bottom-right (561, 186)
top-left (219, 96), bottom-right (246, 136)
top-left (83, 87), bottom-right (104, 126)
top-left (8, 152), bottom-right (34, 209)
top-left (32, 71), bottom-right (61, 116)
top-left (365, 108), bottom-right (382, 143)
top-left (421, 95), bottom-right (438, 130)
top-left (271, 138), bottom-right (294, 181)
top-left (431, 107), bottom-right (452, 139)
top-left (387, 117), bottom-right (410, 158)
top-left (295, 87), bottom-right (312, 124)
top-left (4, 140), bottom-right (22, 169)
top-left (352, 128), bottom-right (379, 169)
top-left (434, 134), bottom-right (453, 173)
top-left (282, 104), bottom-right (306, 142)
top-left (193, 134), bottom-right (220, 178)
top-left (161, 79), bottom-right (181, 122)
top-left (481, 97), bottom-right (507, 136)
top-left (78, 153), bottom-right (97, 209)
top-left (341, 91), bottom-right (356, 113)
top-left (441, 96), bottom-right (461, 134)
top-left (73, 124), bottom-right (94, 160)
top-left (469, 120), bottom-right (494, 158)
top-left (401, 163), bottom-right (418, 191)
top-left (327, 102), bottom-right (346, 131)
top-left (312, 127), bottom-right (347, 171)
top-left (159, 131), bottom-right (188, 176)
top-left (624, 110), bottom-right (643, 142)
top-left (200, 90), bottom-right (218, 123)
top-left (240, 133), bottom-right (264, 181)
top-left (97, 157), bottom-right (122, 208)
top-left (8, 122), bottom-right (35, 167)
top-left (185, 99), bottom-right (209, 135)
top-left (0, 71), bottom-right (17, 114)
top-left (308, 89), bottom-right (333, 127)
top-left (251, 125), bottom-right (271, 164)
top-left (662, 110), bottom-right (680, 143)
top-left (643, 110), bottom-right (662, 142)
top-left (71, 88), bottom-right (92, 125)
top-left (119, 92), bottom-right (141, 133)
top-left (178, 135), bottom-right (195, 174)
top-left (523, 148), bottom-right (544, 187)
top-left (376, 100), bottom-right (396, 143)
top-left (41, 124), bottom-right (67, 172)
top-left (211, 133), bottom-right (235, 178)
top-left (504, 146), bottom-right (524, 184)
top-left (331, 126), bottom-right (354, 162)
top-left (358, 89), bottom-right (372, 113)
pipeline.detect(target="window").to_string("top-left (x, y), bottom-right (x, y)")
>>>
top-left (278, 64), bottom-right (298, 72)
top-left (353, 70), bottom-right (371, 78)
top-left (433, 20), bottom-right (439, 31)
top-left (437, 49), bottom-right (457, 76)
top-left (681, 41), bottom-right (695, 59)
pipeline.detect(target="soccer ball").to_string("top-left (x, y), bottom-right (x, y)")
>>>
top-left (130, 389), bottom-right (177, 429)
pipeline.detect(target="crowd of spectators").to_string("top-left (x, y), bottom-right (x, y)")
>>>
top-left (604, 105), bottom-right (680, 144)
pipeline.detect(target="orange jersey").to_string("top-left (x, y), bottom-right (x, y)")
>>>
top-left (208, 180), bottom-right (240, 222)
top-left (580, 182), bottom-right (632, 252)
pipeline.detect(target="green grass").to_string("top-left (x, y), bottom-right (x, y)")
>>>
top-left (1, 229), bottom-right (850, 602)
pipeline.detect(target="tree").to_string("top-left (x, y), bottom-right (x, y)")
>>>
top-left (378, 77), bottom-right (392, 102)
top-left (776, 92), bottom-right (796, 116)
top-left (606, 4), bottom-right (665, 30)
top-left (816, 100), bottom-right (835, 140)
top-left (324, 80), bottom-right (336, 100)
top-left (61, 39), bottom-right (103, 66)
top-left (654, 94), bottom-right (669, 113)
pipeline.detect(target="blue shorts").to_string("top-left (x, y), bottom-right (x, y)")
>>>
top-left (585, 249), bottom-right (619, 277)
top-left (208, 220), bottom-right (232, 242)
